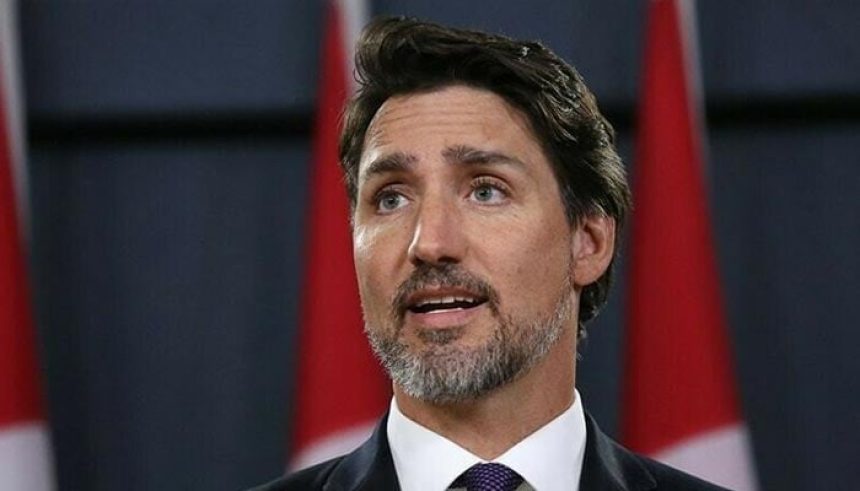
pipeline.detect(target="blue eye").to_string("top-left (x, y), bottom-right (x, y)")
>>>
top-left (470, 181), bottom-right (507, 204)
top-left (376, 192), bottom-right (408, 213)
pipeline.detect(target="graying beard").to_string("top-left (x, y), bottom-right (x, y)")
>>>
top-left (366, 283), bottom-right (572, 404)
top-left (415, 326), bottom-right (464, 345)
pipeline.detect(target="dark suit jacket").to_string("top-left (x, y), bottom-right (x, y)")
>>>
top-left (248, 413), bottom-right (729, 490)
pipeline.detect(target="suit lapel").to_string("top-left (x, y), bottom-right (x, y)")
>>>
top-left (579, 413), bottom-right (657, 491)
top-left (323, 411), bottom-right (657, 491)
top-left (323, 415), bottom-right (400, 491)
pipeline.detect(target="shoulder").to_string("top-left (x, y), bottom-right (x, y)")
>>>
top-left (244, 457), bottom-right (345, 491)
top-left (246, 415), bottom-right (397, 491)
top-left (582, 412), bottom-right (730, 491)
top-left (632, 452), bottom-right (731, 491)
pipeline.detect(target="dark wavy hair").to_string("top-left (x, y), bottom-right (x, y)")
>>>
top-left (339, 17), bottom-right (631, 338)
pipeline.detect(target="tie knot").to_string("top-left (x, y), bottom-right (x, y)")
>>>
top-left (451, 463), bottom-right (524, 491)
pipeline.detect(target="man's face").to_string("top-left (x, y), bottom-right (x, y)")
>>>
top-left (352, 85), bottom-right (578, 403)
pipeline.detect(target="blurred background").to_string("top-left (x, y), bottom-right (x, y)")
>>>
top-left (9, 0), bottom-right (859, 489)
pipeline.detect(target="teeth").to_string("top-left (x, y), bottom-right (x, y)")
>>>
top-left (416, 295), bottom-right (475, 307)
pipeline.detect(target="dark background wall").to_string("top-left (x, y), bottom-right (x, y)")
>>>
top-left (16, 1), bottom-right (859, 490)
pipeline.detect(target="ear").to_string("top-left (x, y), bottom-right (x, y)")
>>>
top-left (571, 214), bottom-right (616, 287)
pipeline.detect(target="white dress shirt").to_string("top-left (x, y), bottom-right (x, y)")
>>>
top-left (387, 390), bottom-right (587, 491)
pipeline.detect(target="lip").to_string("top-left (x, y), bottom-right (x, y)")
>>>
top-left (405, 301), bottom-right (488, 329)
top-left (404, 287), bottom-right (487, 310)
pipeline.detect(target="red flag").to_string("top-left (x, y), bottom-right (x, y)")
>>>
top-left (289, 0), bottom-right (390, 469)
top-left (0, 1), bottom-right (55, 489)
top-left (622, 0), bottom-right (757, 489)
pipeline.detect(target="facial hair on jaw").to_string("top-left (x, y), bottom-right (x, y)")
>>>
top-left (364, 262), bottom-right (574, 404)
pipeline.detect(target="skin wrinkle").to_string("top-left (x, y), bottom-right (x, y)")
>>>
top-left (355, 86), bottom-right (580, 406)
top-left (369, 261), bottom-right (571, 403)
top-left (360, 151), bottom-right (417, 184)
top-left (341, 20), bottom-right (633, 340)
top-left (390, 262), bottom-right (500, 329)
top-left (361, 145), bottom-right (528, 189)
top-left (351, 85), bottom-right (617, 458)
top-left (366, 272), bottom-right (573, 404)
top-left (360, 89), bottom-right (537, 177)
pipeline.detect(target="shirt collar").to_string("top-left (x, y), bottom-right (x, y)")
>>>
top-left (387, 390), bottom-right (587, 491)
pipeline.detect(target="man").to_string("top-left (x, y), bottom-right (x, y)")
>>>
top-left (252, 17), bottom-right (727, 491)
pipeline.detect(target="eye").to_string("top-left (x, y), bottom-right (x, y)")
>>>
top-left (469, 178), bottom-right (509, 204)
top-left (375, 190), bottom-right (409, 213)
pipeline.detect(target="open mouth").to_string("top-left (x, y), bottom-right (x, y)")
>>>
top-left (407, 294), bottom-right (488, 314)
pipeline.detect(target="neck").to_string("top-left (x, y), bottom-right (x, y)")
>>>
top-left (393, 326), bottom-right (577, 460)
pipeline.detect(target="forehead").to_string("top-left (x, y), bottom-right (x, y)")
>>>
top-left (359, 85), bottom-right (548, 174)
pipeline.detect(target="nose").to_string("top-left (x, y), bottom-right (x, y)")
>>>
top-left (407, 196), bottom-right (467, 266)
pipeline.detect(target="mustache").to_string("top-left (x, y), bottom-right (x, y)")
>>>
top-left (392, 263), bottom-right (500, 321)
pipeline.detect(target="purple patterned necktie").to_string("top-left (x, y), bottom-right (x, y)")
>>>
top-left (450, 463), bottom-right (524, 491)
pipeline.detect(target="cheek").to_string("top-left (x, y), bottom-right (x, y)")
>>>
top-left (489, 215), bottom-right (572, 303)
top-left (353, 227), bottom-right (384, 298)
top-left (537, 229), bottom-right (573, 286)
top-left (353, 225), bottom-right (406, 314)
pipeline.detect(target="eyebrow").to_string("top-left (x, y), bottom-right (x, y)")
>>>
top-left (442, 145), bottom-right (527, 170)
top-left (361, 151), bottom-right (417, 182)
top-left (360, 145), bottom-right (527, 184)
